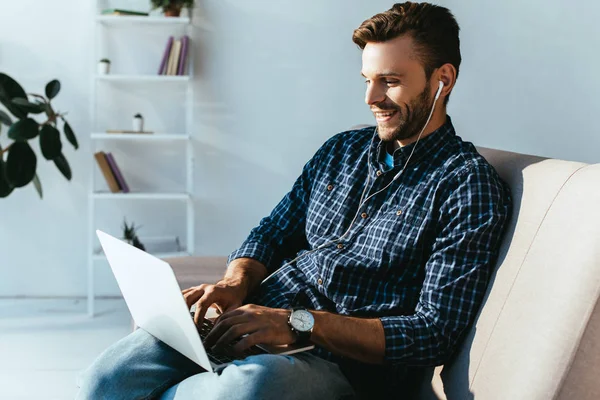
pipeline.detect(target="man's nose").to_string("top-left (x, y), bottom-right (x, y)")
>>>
top-left (365, 83), bottom-right (386, 106)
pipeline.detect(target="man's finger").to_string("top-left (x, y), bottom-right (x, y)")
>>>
top-left (233, 330), bottom-right (264, 353)
top-left (212, 321), bottom-right (258, 350)
top-left (184, 288), bottom-right (205, 310)
top-left (194, 290), bottom-right (218, 324)
top-left (205, 314), bottom-right (248, 347)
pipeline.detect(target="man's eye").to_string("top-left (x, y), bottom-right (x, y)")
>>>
top-left (364, 79), bottom-right (371, 84)
top-left (385, 80), bottom-right (399, 85)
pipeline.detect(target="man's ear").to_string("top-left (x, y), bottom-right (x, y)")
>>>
top-left (436, 63), bottom-right (457, 99)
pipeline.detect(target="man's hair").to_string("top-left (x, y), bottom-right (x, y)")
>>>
top-left (352, 2), bottom-right (461, 104)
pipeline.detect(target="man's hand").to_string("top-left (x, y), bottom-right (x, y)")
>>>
top-left (183, 282), bottom-right (246, 325)
top-left (204, 304), bottom-right (296, 353)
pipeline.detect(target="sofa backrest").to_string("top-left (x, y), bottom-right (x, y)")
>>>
top-left (416, 148), bottom-right (600, 400)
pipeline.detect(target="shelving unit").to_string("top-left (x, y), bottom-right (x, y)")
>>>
top-left (87, 2), bottom-right (195, 316)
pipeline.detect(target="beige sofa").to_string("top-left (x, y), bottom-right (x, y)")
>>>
top-left (166, 147), bottom-right (600, 399)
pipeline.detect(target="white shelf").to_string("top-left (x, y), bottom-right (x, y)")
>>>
top-left (95, 74), bottom-right (190, 83)
top-left (93, 250), bottom-right (190, 261)
top-left (91, 133), bottom-right (190, 141)
top-left (96, 15), bottom-right (191, 25)
top-left (89, 1), bottom-right (196, 316)
top-left (92, 192), bottom-right (191, 200)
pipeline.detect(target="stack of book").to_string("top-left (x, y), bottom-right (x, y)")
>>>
top-left (158, 36), bottom-right (190, 76)
top-left (94, 151), bottom-right (130, 193)
top-left (101, 8), bottom-right (149, 16)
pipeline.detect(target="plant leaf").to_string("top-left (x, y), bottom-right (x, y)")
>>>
top-left (8, 117), bottom-right (39, 141)
top-left (33, 173), bottom-right (43, 199)
top-left (39, 124), bottom-right (62, 160)
top-left (0, 73), bottom-right (28, 119)
top-left (54, 153), bottom-right (72, 181)
top-left (45, 80), bottom-right (61, 100)
top-left (6, 141), bottom-right (37, 187)
top-left (0, 109), bottom-right (12, 126)
top-left (0, 145), bottom-right (14, 197)
top-left (11, 97), bottom-right (45, 114)
top-left (62, 119), bottom-right (78, 149)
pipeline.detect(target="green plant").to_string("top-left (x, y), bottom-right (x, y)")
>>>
top-left (0, 73), bottom-right (78, 199)
top-left (150, 0), bottom-right (195, 10)
top-left (122, 218), bottom-right (146, 251)
top-left (99, 58), bottom-right (111, 63)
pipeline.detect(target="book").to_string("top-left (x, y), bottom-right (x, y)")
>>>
top-left (101, 9), bottom-right (149, 16)
top-left (168, 39), bottom-right (182, 76)
top-left (105, 153), bottom-right (130, 193)
top-left (165, 39), bottom-right (178, 76)
top-left (177, 36), bottom-right (189, 75)
top-left (158, 36), bottom-right (174, 75)
top-left (94, 151), bottom-right (120, 193)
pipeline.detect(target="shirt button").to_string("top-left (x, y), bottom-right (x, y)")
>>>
top-left (317, 278), bottom-right (323, 285)
top-left (376, 170), bottom-right (383, 177)
top-left (327, 184), bottom-right (334, 191)
top-left (361, 212), bottom-right (368, 219)
top-left (396, 210), bottom-right (403, 216)
top-left (336, 243), bottom-right (344, 249)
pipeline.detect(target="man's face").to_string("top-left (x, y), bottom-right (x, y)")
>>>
top-left (361, 35), bottom-right (434, 143)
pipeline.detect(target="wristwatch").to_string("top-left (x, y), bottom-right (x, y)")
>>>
top-left (287, 307), bottom-right (315, 343)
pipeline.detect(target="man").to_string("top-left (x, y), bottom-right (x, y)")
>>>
top-left (78, 2), bottom-right (512, 399)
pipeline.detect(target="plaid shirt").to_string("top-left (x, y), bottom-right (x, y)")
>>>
top-left (228, 117), bottom-right (511, 370)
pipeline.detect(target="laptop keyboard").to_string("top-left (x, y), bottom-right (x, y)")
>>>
top-left (191, 313), bottom-right (265, 365)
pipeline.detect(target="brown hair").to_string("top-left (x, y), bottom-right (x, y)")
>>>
top-left (353, 2), bottom-right (461, 103)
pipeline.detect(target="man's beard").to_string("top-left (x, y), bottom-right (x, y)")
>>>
top-left (374, 83), bottom-right (434, 143)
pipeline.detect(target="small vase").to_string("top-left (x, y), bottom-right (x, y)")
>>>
top-left (98, 61), bottom-right (110, 75)
top-left (133, 116), bottom-right (144, 132)
top-left (164, 5), bottom-right (182, 17)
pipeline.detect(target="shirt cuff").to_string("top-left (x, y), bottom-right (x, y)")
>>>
top-left (379, 315), bottom-right (416, 364)
top-left (227, 241), bottom-right (274, 271)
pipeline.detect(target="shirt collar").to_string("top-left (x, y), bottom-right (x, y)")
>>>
top-left (371, 115), bottom-right (455, 171)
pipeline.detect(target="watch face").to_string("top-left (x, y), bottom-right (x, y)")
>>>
top-left (290, 309), bottom-right (314, 332)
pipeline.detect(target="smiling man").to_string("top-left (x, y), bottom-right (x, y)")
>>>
top-left (78, 3), bottom-right (511, 399)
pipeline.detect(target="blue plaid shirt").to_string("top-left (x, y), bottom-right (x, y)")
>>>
top-left (228, 117), bottom-right (511, 370)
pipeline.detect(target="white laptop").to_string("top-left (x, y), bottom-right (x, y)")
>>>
top-left (96, 229), bottom-right (314, 373)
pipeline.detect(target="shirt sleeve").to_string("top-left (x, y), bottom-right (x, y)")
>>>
top-left (379, 163), bottom-right (512, 366)
top-left (227, 143), bottom-right (328, 274)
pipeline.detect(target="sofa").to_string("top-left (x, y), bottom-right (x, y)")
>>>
top-left (165, 146), bottom-right (600, 399)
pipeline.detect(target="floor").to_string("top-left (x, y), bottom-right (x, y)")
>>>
top-left (0, 298), bottom-right (131, 400)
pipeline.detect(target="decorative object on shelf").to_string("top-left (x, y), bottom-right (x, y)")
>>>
top-left (122, 218), bottom-right (146, 251)
top-left (0, 73), bottom-right (78, 199)
top-left (151, 0), bottom-right (194, 17)
top-left (98, 59), bottom-right (111, 75)
top-left (101, 9), bottom-right (150, 16)
top-left (133, 113), bottom-right (144, 132)
top-left (158, 35), bottom-right (190, 75)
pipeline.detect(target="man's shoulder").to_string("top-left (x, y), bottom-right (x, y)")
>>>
top-left (441, 135), bottom-right (500, 179)
top-left (322, 125), bottom-right (375, 151)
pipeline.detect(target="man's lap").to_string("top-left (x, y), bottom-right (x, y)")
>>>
top-left (77, 328), bottom-right (356, 400)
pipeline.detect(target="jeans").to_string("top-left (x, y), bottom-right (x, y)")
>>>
top-left (76, 329), bottom-right (357, 400)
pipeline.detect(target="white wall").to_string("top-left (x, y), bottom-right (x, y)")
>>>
top-left (0, 1), bottom-right (598, 297)
top-left (442, 0), bottom-right (600, 164)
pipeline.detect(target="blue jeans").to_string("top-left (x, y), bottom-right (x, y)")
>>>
top-left (76, 329), bottom-right (357, 400)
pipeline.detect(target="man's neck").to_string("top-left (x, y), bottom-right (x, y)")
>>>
top-left (388, 111), bottom-right (447, 153)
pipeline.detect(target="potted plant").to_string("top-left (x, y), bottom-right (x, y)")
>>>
top-left (122, 218), bottom-right (146, 251)
top-left (150, 0), bottom-right (194, 17)
top-left (132, 113), bottom-right (144, 132)
top-left (0, 73), bottom-right (78, 199)
top-left (98, 58), bottom-right (111, 75)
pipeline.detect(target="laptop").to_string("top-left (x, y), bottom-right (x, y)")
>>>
top-left (96, 229), bottom-right (314, 373)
